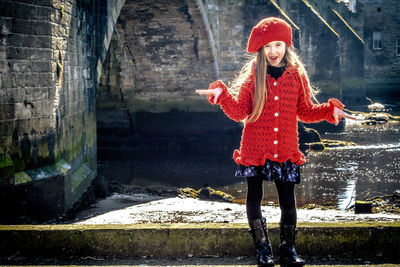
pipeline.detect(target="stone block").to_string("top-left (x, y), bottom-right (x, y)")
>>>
top-left (2, 75), bottom-right (15, 90)
top-left (31, 61), bottom-right (52, 73)
top-left (35, 21), bottom-right (52, 36)
top-left (49, 8), bottom-right (61, 23)
top-left (12, 18), bottom-right (36, 35)
top-left (36, 6), bottom-right (51, 20)
top-left (14, 0), bottom-right (52, 7)
top-left (32, 100), bottom-right (51, 117)
top-left (0, 104), bottom-right (9, 121)
top-left (14, 171), bottom-right (32, 185)
top-left (10, 61), bottom-right (30, 73)
top-left (7, 34), bottom-right (23, 47)
top-left (14, 102), bottom-right (32, 120)
top-left (16, 73), bottom-right (38, 88)
top-left (0, 1), bottom-right (13, 17)
top-left (13, 2), bottom-right (36, 19)
top-left (37, 73), bottom-right (54, 87)
top-left (36, 49), bottom-right (53, 61)
top-left (0, 61), bottom-right (9, 74)
top-left (0, 17), bottom-right (12, 34)
top-left (26, 87), bottom-right (48, 101)
top-left (6, 47), bottom-right (27, 60)
top-left (35, 36), bottom-right (52, 49)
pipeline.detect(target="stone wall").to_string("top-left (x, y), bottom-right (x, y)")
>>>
top-left (200, 0), bottom-right (281, 82)
top-left (96, 0), bottom-right (219, 139)
top-left (360, 0), bottom-right (400, 97)
top-left (0, 0), bottom-right (110, 222)
top-left (280, 0), bottom-right (364, 102)
top-left (100, 0), bottom-right (217, 112)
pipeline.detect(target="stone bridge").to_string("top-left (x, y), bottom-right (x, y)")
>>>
top-left (0, 0), bottom-right (377, 222)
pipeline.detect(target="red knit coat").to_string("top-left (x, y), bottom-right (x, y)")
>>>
top-left (207, 66), bottom-right (345, 166)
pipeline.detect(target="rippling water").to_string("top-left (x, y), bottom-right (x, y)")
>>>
top-left (98, 101), bottom-right (400, 209)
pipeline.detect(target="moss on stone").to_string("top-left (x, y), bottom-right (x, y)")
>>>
top-left (14, 171), bottom-right (32, 184)
top-left (25, 159), bottom-right (70, 182)
top-left (0, 154), bottom-right (13, 169)
top-left (70, 163), bottom-right (91, 192)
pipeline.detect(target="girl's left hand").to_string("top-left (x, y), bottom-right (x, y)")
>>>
top-left (333, 107), bottom-right (356, 126)
top-left (195, 88), bottom-right (223, 104)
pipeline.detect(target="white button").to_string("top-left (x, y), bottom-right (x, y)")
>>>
top-left (273, 82), bottom-right (277, 86)
top-left (274, 154), bottom-right (278, 158)
top-left (274, 140), bottom-right (278, 144)
top-left (274, 96), bottom-right (279, 100)
top-left (274, 112), bottom-right (279, 117)
top-left (274, 128), bottom-right (278, 132)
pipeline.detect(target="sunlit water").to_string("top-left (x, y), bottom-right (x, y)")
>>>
top-left (97, 101), bottom-right (400, 210)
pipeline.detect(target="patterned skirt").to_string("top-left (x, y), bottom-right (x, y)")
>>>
top-left (235, 159), bottom-right (301, 184)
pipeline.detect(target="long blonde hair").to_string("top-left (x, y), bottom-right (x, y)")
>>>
top-left (229, 46), bottom-right (319, 123)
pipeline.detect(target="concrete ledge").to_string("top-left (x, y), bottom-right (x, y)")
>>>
top-left (0, 222), bottom-right (399, 259)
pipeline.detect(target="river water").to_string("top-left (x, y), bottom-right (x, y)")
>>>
top-left (97, 99), bottom-right (400, 209)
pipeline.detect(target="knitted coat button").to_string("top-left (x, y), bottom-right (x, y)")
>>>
top-left (274, 96), bottom-right (279, 100)
top-left (273, 81), bottom-right (277, 86)
top-left (274, 112), bottom-right (279, 117)
top-left (274, 140), bottom-right (278, 144)
top-left (274, 154), bottom-right (278, 158)
top-left (274, 128), bottom-right (278, 132)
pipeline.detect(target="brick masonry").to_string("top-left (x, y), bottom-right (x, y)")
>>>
top-left (0, 0), bottom-right (115, 221)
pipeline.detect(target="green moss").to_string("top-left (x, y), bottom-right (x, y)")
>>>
top-left (70, 163), bottom-right (91, 192)
top-left (23, 99), bottom-right (34, 109)
top-left (25, 159), bottom-right (70, 181)
top-left (56, 61), bottom-right (62, 79)
top-left (14, 171), bottom-right (32, 184)
top-left (0, 154), bottom-right (13, 169)
top-left (60, 5), bottom-right (64, 19)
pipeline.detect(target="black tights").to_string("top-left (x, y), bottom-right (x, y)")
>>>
top-left (246, 176), bottom-right (297, 225)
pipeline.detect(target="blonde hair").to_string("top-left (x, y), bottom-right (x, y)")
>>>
top-left (229, 45), bottom-right (319, 123)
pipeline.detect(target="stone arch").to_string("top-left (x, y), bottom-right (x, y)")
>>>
top-left (95, 0), bottom-right (126, 84)
top-left (96, 0), bottom-right (218, 145)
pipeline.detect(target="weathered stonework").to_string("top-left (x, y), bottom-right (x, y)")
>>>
top-left (0, 0), bottom-right (114, 222)
top-left (98, 0), bottom-right (217, 114)
top-left (358, 0), bottom-right (400, 97)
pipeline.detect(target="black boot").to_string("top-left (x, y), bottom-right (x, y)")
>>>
top-left (249, 218), bottom-right (275, 266)
top-left (279, 223), bottom-right (305, 266)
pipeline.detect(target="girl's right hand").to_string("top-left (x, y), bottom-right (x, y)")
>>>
top-left (195, 87), bottom-right (223, 104)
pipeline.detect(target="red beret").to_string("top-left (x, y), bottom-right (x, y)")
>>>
top-left (247, 17), bottom-right (292, 53)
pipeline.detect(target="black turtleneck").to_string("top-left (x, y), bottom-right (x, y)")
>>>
top-left (267, 65), bottom-right (286, 80)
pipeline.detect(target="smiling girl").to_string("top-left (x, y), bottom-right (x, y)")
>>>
top-left (196, 17), bottom-right (354, 266)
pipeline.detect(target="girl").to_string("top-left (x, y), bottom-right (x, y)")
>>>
top-left (196, 17), bottom-right (354, 266)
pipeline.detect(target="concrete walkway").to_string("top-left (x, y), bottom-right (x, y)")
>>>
top-left (0, 222), bottom-right (399, 262)
top-left (2, 258), bottom-right (400, 266)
